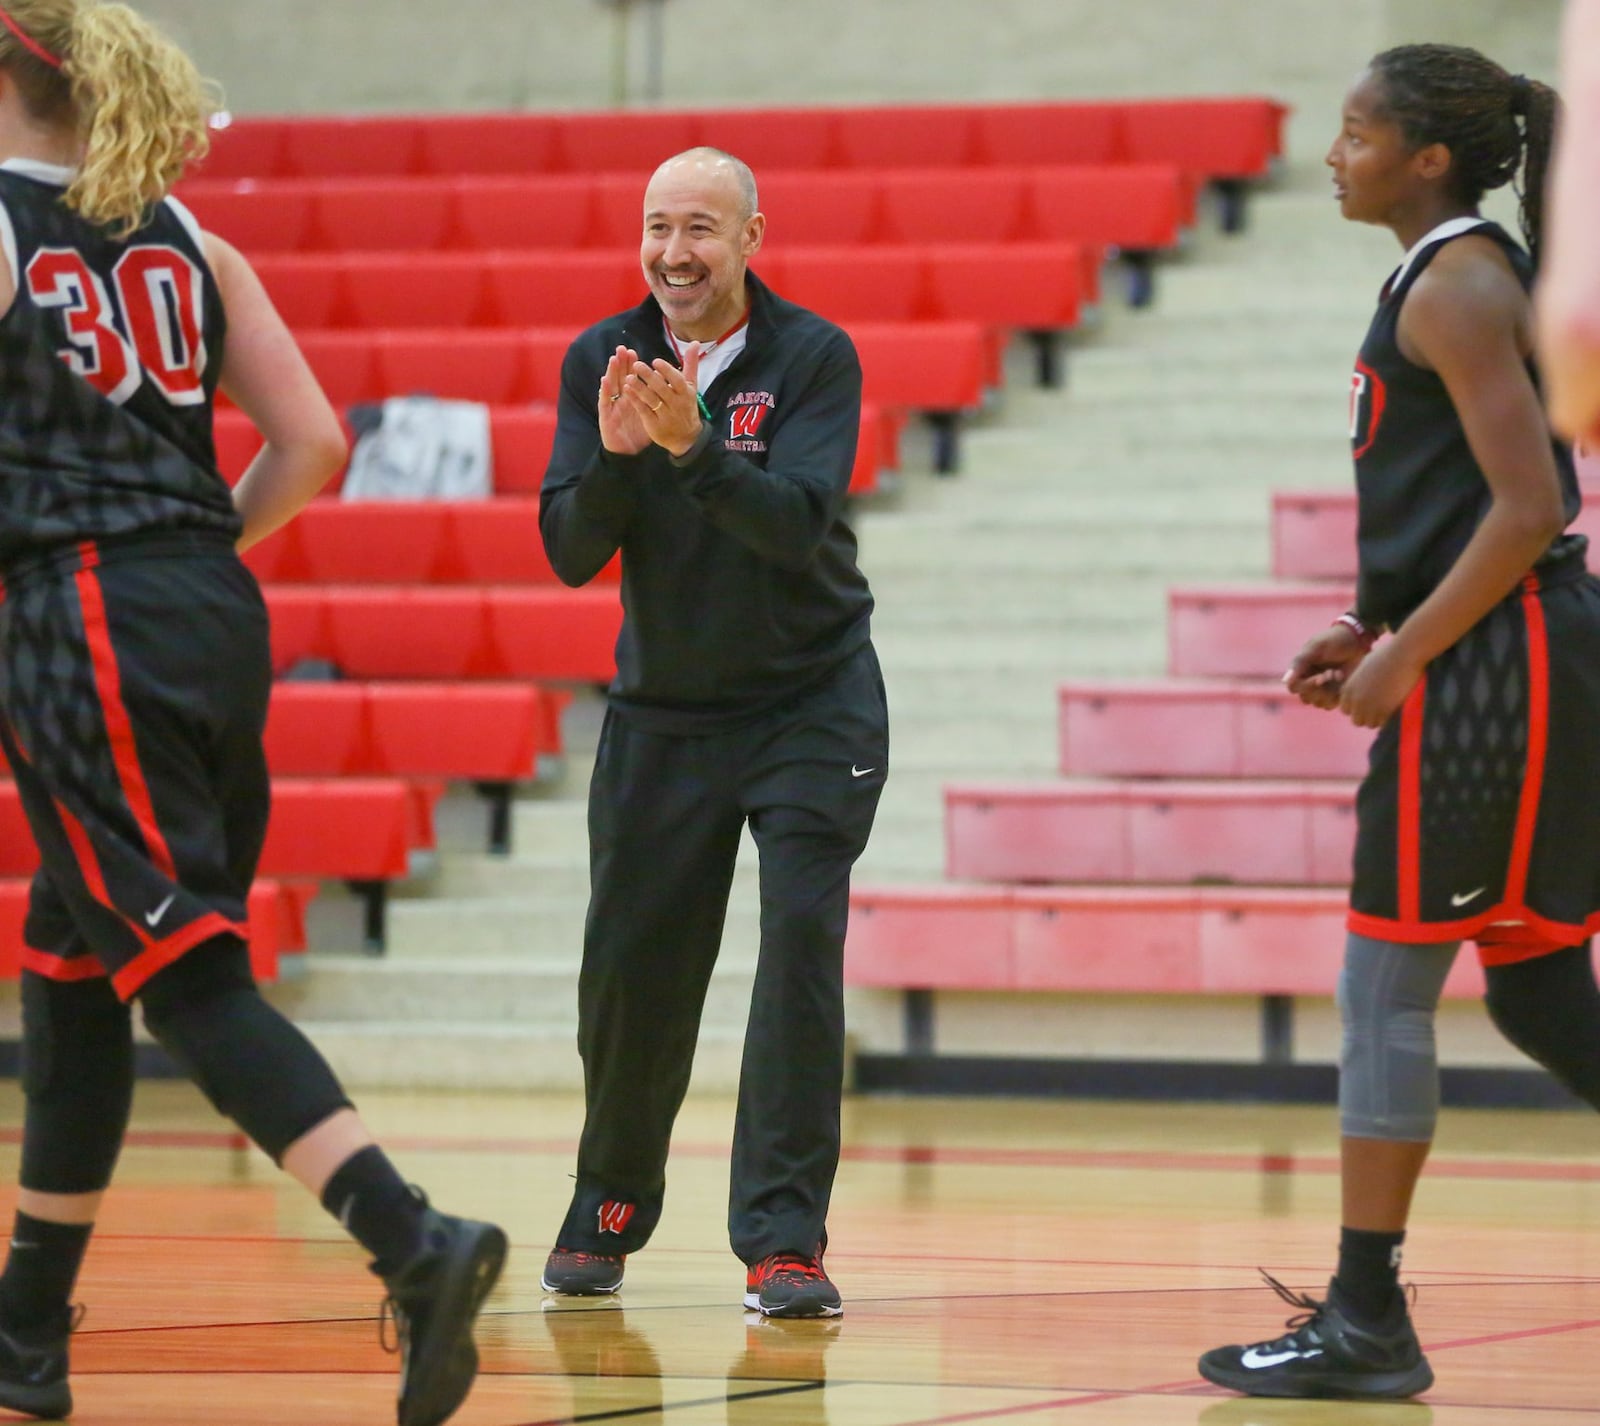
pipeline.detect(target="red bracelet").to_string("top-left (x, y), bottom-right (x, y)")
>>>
top-left (1333, 611), bottom-right (1378, 651)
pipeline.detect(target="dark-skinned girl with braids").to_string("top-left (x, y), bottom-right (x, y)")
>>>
top-left (1199, 43), bottom-right (1600, 1401)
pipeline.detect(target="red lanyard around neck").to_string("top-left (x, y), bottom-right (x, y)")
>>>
top-left (664, 313), bottom-right (749, 364)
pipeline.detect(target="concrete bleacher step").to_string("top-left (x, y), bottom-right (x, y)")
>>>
top-left (875, 621), bottom-right (1167, 676)
top-left (882, 714), bottom-right (1059, 775)
top-left (862, 525), bottom-right (1267, 580)
top-left (379, 895), bottom-right (764, 963)
top-left (943, 777), bottom-right (1355, 885)
top-left (289, 1021), bottom-right (751, 1093)
top-left (1058, 678), bottom-right (1373, 779)
top-left (1063, 363), bottom-right (1343, 405)
top-left (269, 955), bottom-right (760, 1025)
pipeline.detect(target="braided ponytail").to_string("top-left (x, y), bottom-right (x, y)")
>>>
top-left (1371, 43), bottom-right (1561, 266)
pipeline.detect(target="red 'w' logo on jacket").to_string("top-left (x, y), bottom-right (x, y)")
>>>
top-left (597, 1199), bottom-right (636, 1234)
top-left (730, 404), bottom-right (770, 440)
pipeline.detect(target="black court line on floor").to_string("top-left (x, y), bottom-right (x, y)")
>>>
top-left (512, 1379), bottom-right (824, 1425)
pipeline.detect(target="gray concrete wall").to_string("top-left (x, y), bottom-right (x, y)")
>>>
top-left (139, 0), bottom-right (1561, 159)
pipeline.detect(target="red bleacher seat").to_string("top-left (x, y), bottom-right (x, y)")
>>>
top-left (1271, 486), bottom-right (1600, 582)
top-left (199, 100), bottom-right (1287, 187)
top-left (1270, 490), bottom-right (1360, 581)
top-left (1062, 678), bottom-right (1376, 781)
top-left (833, 105), bottom-right (980, 169)
top-left (921, 242), bottom-right (1084, 329)
top-left (323, 588), bottom-right (490, 679)
top-left (1025, 165), bottom-right (1188, 250)
top-left (521, 334), bottom-right (573, 405)
top-left (242, 883), bottom-right (286, 980)
top-left (373, 329), bottom-right (532, 404)
top-left (1168, 583), bottom-right (1356, 679)
top-left (177, 182), bottom-right (315, 253)
top-left (972, 102), bottom-right (1125, 167)
top-left (251, 255), bottom-right (345, 327)
top-left (264, 681), bottom-right (562, 779)
top-left (488, 406), bottom-right (557, 494)
top-left (296, 503), bottom-right (449, 585)
top-left (844, 883), bottom-right (1018, 990)
top-left (292, 330), bottom-right (381, 407)
top-left (485, 251), bottom-right (640, 327)
top-left (269, 587), bottom-right (613, 682)
top-left (240, 521), bottom-right (299, 585)
top-left (695, 108), bottom-right (839, 171)
top-left (417, 113), bottom-right (561, 176)
top-left (366, 684), bottom-right (543, 780)
top-left (0, 787), bottom-right (35, 876)
top-left (274, 240), bottom-right (1092, 341)
top-left (771, 247), bottom-right (928, 322)
top-left (263, 588), bottom-right (328, 671)
top-left (876, 168), bottom-right (1030, 243)
top-left (587, 172), bottom-right (655, 248)
top-left (851, 405), bottom-right (883, 495)
top-left (757, 172), bottom-right (880, 245)
top-left (488, 587), bottom-right (622, 682)
top-left (282, 117), bottom-right (424, 179)
top-left (342, 253), bottom-right (490, 328)
top-left (943, 780), bottom-right (1356, 886)
top-left (259, 780), bottom-right (412, 880)
top-left (846, 886), bottom-right (1493, 997)
top-left (452, 175), bottom-right (597, 250)
top-left (192, 121), bottom-right (290, 181)
top-left (1058, 679), bottom-right (1375, 781)
top-left (212, 411), bottom-right (264, 483)
top-left (263, 684), bottom-right (370, 775)
top-left (1119, 98), bottom-right (1288, 179)
top-left (551, 111), bottom-right (698, 174)
top-left (442, 500), bottom-right (561, 583)
top-left (846, 321), bottom-right (988, 412)
top-left (1007, 887), bottom-right (1480, 996)
top-left (311, 178), bottom-right (457, 252)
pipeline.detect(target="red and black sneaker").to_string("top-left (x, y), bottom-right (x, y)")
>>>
top-left (541, 1246), bottom-right (626, 1296)
top-left (743, 1250), bottom-right (842, 1318)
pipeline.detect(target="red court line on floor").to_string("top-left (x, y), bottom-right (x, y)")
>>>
top-left (1433, 1314), bottom-right (1600, 1352)
top-left (51, 1126), bottom-right (1600, 1188)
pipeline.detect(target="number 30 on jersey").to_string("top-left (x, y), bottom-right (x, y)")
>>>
top-left (26, 244), bottom-right (207, 407)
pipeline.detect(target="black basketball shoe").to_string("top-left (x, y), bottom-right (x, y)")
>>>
top-left (1198, 1273), bottom-right (1433, 1400)
top-left (0, 1304), bottom-right (80, 1420)
top-left (541, 1247), bottom-right (626, 1295)
top-left (744, 1250), bottom-right (842, 1318)
top-left (380, 1206), bottom-right (508, 1426)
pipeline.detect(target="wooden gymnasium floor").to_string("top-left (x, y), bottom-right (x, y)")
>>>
top-left (5, 1082), bottom-right (1598, 1425)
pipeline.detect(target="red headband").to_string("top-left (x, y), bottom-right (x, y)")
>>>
top-left (0, 5), bottom-right (61, 70)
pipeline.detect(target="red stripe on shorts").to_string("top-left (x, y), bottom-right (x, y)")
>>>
top-left (73, 543), bottom-right (177, 879)
top-left (1504, 573), bottom-right (1550, 907)
top-left (1396, 675), bottom-right (1426, 925)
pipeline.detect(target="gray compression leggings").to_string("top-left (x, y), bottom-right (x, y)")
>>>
top-left (1338, 932), bottom-right (1459, 1142)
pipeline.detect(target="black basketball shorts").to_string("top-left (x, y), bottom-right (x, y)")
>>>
top-left (0, 533), bottom-right (271, 999)
top-left (1349, 551), bottom-right (1600, 965)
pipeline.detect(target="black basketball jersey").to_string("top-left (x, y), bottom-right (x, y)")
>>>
top-left (1348, 218), bottom-right (1579, 628)
top-left (0, 160), bottom-right (239, 573)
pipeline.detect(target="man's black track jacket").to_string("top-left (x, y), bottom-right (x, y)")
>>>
top-left (539, 272), bottom-right (875, 734)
